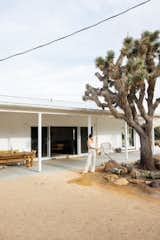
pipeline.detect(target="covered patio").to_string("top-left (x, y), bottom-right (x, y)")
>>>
top-left (0, 151), bottom-right (141, 179)
top-left (0, 96), bottom-right (136, 173)
top-left (0, 96), bottom-right (160, 174)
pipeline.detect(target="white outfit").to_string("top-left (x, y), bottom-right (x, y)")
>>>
top-left (84, 141), bottom-right (96, 173)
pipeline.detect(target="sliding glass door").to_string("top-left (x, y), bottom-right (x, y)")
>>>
top-left (31, 125), bottom-right (94, 157)
top-left (51, 127), bottom-right (77, 156)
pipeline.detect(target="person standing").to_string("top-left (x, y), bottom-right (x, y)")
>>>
top-left (84, 134), bottom-right (96, 173)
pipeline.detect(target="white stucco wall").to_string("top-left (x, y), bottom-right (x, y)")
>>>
top-left (96, 116), bottom-right (124, 149)
top-left (0, 113), bottom-right (36, 151)
top-left (0, 112), bottom-right (139, 153)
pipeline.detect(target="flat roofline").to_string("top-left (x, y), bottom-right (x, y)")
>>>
top-left (0, 100), bottom-right (160, 118)
top-left (0, 103), bottom-right (111, 116)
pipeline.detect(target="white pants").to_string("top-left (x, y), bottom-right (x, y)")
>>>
top-left (84, 149), bottom-right (96, 173)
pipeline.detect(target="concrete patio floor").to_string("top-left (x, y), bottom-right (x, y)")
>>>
top-left (0, 151), bottom-right (140, 179)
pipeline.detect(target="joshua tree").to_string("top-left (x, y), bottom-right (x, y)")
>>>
top-left (83, 31), bottom-right (160, 170)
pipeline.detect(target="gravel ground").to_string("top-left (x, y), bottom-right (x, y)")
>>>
top-left (0, 169), bottom-right (160, 240)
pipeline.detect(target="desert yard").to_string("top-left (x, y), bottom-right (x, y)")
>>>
top-left (0, 159), bottom-right (160, 240)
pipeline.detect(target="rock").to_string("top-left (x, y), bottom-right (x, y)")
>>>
top-left (149, 181), bottom-right (160, 188)
top-left (128, 178), bottom-right (145, 184)
top-left (104, 174), bottom-right (119, 183)
top-left (153, 155), bottom-right (160, 170)
top-left (122, 163), bottom-right (134, 174)
top-left (114, 178), bottom-right (129, 186)
top-left (111, 167), bottom-right (127, 175)
top-left (145, 180), bottom-right (152, 185)
top-left (155, 160), bottom-right (160, 170)
top-left (121, 167), bottom-right (128, 174)
top-left (104, 160), bottom-right (122, 172)
top-left (130, 169), bottom-right (141, 179)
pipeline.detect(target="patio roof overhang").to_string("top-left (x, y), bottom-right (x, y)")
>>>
top-left (0, 102), bottom-right (160, 119)
top-left (0, 101), bottom-right (112, 116)
top-left (0, 95), bottom-right (160, 118)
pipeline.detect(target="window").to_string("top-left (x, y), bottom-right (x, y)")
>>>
top-left (122, 126), bottom-right (135, 148)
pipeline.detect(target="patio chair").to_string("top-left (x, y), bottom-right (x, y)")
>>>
top-left (100, 142), bottom-right (113, 164)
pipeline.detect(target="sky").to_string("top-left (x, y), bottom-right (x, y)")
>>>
top-left (0, 0), bottom-right (160, 102)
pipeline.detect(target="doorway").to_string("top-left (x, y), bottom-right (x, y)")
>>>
top-left (51, 127), bottom-right (77, 156)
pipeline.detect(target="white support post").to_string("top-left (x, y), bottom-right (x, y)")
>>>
top-left (124, 121), bottom-right (128, 162)
top-left (38, 113), bottom-right (42, 172)
top-left (77, 127), bottom-right (81, 155)
top-left (95, 117), bottom-right (98, 149)
top-left (47, 126), bottom-right (51, 158)
top-left (88, 115), bottom-right (92, 135)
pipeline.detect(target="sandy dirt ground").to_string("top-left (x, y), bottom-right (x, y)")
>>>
top-left (0, 170), bottom-right (160, 240)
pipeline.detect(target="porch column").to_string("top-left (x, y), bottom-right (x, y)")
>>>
top-left (95, 117), bottom-right (98, 149)
top-left (77, 127), bottom-right (81, 155)
top-left (124, 121), bottom-right (128, 162)
top-left (38, 113), bottom-right (42, 172)
top-left (88, 115), bottom-right (92, 135)
top-left (47, 126), bottom-right (51, 158)
top-left (152, 125), bottom-right (155, 154)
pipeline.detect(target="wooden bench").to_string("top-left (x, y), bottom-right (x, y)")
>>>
top-left (0, 150), bottom-right (36, 167)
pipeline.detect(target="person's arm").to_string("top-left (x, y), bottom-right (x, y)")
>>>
top-left (88, 140), bottom-right (96, 150)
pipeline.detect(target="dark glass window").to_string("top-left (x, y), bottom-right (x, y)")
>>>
top-left (51, 127), bottom-right (77, 156)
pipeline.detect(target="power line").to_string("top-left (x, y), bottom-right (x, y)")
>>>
top-left (0, 0), bottom-right (151, 62)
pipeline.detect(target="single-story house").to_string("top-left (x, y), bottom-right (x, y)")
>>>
top-left (0, 95), bottom-right (160, 172)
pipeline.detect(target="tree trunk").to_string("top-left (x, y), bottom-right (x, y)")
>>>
top-left (139, 131), bottom-right (155, 170)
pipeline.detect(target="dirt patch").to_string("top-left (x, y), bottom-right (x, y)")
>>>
top-left (68, 170), bottom-right (160, 202)
top-left (68, 175), bottom-right (93, 186)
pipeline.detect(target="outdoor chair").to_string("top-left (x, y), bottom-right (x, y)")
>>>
top-left (100, 142), bottom-right (113, 164)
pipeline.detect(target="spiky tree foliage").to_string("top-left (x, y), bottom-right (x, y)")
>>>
top-left (83, 31), bottom-right (160, 170)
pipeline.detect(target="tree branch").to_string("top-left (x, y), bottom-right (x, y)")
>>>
top-left (95, 72), bottom-right (104, 81)
top-left (134, 95), bottom-right (149, 121)
top-left (147, 77), bottom-right (156, 116)
top-left (153, 97), bottom-right (160, 111)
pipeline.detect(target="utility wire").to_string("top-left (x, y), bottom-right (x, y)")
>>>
top-left (0, 0), bottom-right (151, 62)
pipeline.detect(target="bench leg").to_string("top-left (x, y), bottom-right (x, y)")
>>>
top-left (26, 158), bottom-right (31, 167)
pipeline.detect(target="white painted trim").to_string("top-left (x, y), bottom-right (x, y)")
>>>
top-left (47, 126), bottom-right (51, 158)
top-left (0, 108), bottom-right (109, 117)
top-left (77, 127), bottom-right (81, 154)
top-left (34, 153), bottom-right (88, 161)
top-left (88, 115), bottom-right (92, 135)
